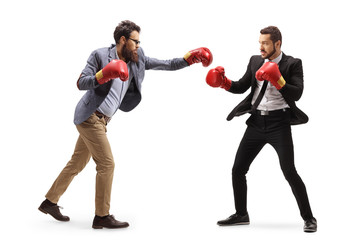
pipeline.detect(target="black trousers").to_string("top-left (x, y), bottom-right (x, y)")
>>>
top-left (232, 110), bottom-right (313, 220)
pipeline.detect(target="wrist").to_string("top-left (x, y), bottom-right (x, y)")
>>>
top-left (221, 77), bottom-right (232, 90)
top-left (183, 52), bottom-right (192, 65)
top-left (95, 70), bottom-right (103, 81)
top-left (276, 76), bottom-right (286, 89)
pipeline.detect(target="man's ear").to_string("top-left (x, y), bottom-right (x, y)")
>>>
top-left (275, 40), bottom-right (281, 50)
top-left (120, 36), bottom-right (126, 45)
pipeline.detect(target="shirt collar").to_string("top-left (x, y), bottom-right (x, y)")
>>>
top-left (115, 48), bottom-right (120, 60)
top-left (265, 51), bottom-right (283, 64)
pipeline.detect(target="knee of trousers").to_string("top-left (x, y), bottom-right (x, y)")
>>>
top-left (282, 167), bottom-right (298, 181)
top-left (232, 160), bottom-right (250, 175)
top-left (62, 162), bottom-right (88, 176)
top-left (232, 167), bottom-right (248, 179)
top-left (96, 161), bottom-right (115, 174)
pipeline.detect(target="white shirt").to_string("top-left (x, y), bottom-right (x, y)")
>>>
top-left (97, 52), bottom-right (132, 117)
top-left (251, 52), bottom-right (289, 111)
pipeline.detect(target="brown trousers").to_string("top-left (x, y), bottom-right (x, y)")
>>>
top-left (45, 113), bottom-right (114, 216)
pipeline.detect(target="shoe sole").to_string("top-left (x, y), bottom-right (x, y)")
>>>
top-left (38, 207), bottom-right (48, 215)
top-left (38, 207), bottom-right (70, 222)
top-left (92, 225), bottom-right (104, 229)
top-left (92, 224), bottom-right (129, 229)
top-left (218, 222), bottom-right (250, 226)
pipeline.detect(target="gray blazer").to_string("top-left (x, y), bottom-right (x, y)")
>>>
top-left (74, 44), bottom-right (189, 125)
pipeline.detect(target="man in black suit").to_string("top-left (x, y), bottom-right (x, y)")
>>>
top-left (206, 26), bottom-right (317, 233)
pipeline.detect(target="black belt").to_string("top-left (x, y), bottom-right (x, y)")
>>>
top-left (255, 108), bottom-right (289, 116)
top-left (95, 111), bottom-right (111, 123)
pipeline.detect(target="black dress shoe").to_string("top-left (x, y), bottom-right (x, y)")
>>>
top-left (304, 218), bottom-right (317, 233)
top-left (38, 199), bottom-right (70, 222)
top-left (217, 213), bottom-right (250, 226)
top-left (92, 215), bottom-right (129, 229)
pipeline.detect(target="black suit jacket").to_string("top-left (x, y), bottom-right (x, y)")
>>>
top-left (227, 53), bottom-right (308, 125)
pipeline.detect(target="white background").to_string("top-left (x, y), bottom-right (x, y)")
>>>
top-left (1, 0), bottom-right (359, 239)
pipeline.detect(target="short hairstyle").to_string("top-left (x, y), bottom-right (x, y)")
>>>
top-left (114, 20), bottom-right (141, 44)
top-left (260, 26), bottom-right (282, 46)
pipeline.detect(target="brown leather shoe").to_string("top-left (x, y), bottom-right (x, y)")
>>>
top-left (92, 215), bottom-right (129, 229)
top-left (38, 199), bottom-right (70, 222)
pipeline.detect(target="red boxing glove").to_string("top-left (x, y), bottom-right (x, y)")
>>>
top-left (95, 59), bottom-right (129, 85)
top-left (184, 47), bottom-right (213, 67)
top-left (255, 62), bottom-right (286, 90)
top-left (206, 66), bottom-right (232, 90)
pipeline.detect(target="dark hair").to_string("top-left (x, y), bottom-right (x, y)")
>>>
top-left (260, 26), bottom-right (282, 46)
top-left (114, 20), bottom-right (141, 44)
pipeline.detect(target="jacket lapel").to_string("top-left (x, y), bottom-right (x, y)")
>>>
top-left (128, 62), bottom-right (137, 82)
top-left (278, 52), bottom-right (288, 73)
top-left (250, 57), bottom-right (265, 92)
top-left (108, 44), bottom-right (117, 62)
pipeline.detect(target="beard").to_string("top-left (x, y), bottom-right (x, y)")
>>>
top-left (261, 46), bottom-right (276, 60)
top-left (121, 44), bottom-right (139, 63)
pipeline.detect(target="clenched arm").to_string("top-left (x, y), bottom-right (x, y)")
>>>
top-left (77, 51), bottom-right (101, 90)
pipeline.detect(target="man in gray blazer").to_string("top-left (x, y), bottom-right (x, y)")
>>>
top-left (38, 20), bottom-right (213, 229)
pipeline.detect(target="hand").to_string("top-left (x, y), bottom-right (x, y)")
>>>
top-left (184, 47), bottom-right (213, 67)
top-left (206, 66), bottom-right (232, 90)
top-left (95, 59), bottom-right (129, 84)
top-left (255, 62), bottom-right (286, 90)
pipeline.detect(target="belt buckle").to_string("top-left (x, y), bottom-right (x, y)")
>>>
top-left (105, 116), bottom-right (111, 124)
top-left (95, 111), bottom-right (111, 124)
top-left (260, 110), bottom-right (269, 116)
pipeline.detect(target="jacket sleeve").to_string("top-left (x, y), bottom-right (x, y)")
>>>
top-left (76, 50), bottom-right (101, 90)
top-left (279, 59), bottom-right (303, 101)
top-left (228, 56), bottom-right (254, 94)
top-left (143, 48), bottom-right (189, 71)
